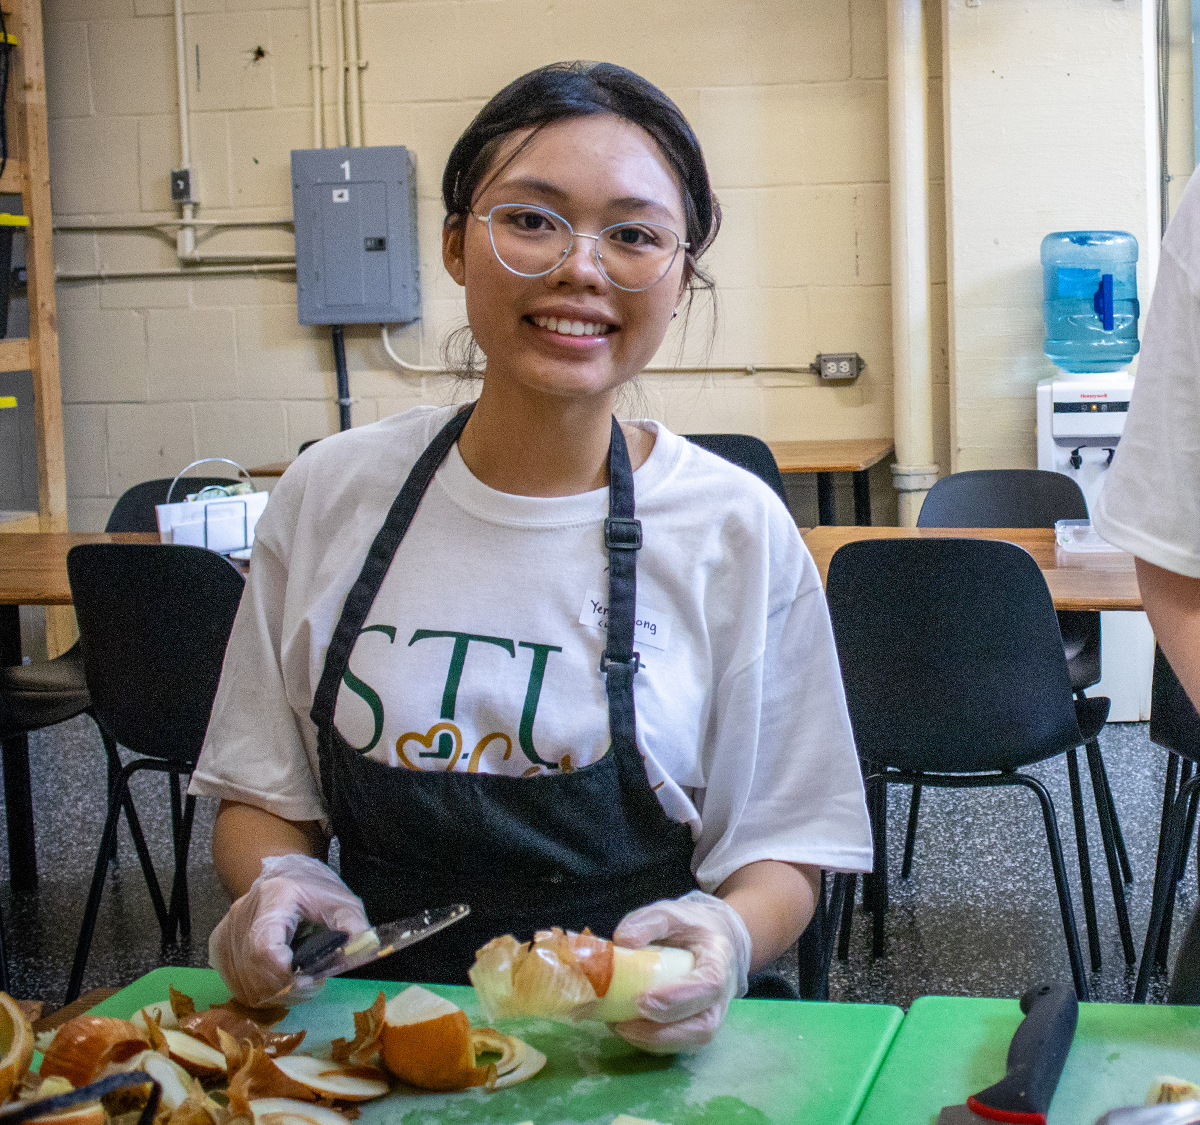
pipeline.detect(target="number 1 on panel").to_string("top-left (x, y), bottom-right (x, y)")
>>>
top-left (340, 160), bottom-right (350, 181)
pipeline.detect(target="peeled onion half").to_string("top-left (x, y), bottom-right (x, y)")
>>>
top-left (379, 987), bottom-right (492, 1092)
top-left (269, 1056), bottom-right (389, 1101)
top-left (469, 928), bottom-right (694, 1023)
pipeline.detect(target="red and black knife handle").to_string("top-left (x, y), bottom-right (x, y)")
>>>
top-left (966, 984), bottom-right (1078, 1125)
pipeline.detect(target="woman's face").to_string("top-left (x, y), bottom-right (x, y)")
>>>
top-left (443, 113), bottom-right (689, 405)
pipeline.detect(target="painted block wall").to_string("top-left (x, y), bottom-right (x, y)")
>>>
top-left (942, 0), bottom-right (1160, 474)
top-left (43, 0), bottom-right (950, 531)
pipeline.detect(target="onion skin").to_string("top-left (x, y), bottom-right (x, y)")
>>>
top-left (39, 1017), bottom-right (148, 1087)
top-left (0, 992), bottom-right (34, 1102)
top-left (470, 930), bottom-right (693, 1024)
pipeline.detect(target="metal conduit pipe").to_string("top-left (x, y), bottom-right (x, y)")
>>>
top-left (309, 0), bottom-right (325, 148)
top-left (334, 0), bottom-right (347, 147)
top-left (173, 0), bottom-right (196, 260)
top-left (345, 0), bottom-right (364, 146)
top-left (886, 0), bottom-right (939, 525)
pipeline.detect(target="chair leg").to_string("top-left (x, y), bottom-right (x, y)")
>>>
top-left (1012, 773), bottom-right (1089, 1000)
top-left (97, 724), bottom-right (121, 867)
top-left (1157, 784), bottom-right (1200, 968)
top-left (1135, 773), bottom-right (1200, 1001)
top-left (1181, 785), bottom-right (1200, 883)
top-left (65, 770), bottom-right (129, 1004)
top-left (901, 783), bottom-right (922, 879)
top-left (1095, 749), bottom-right (1133, 885)
top-left (166, 789), bottom-right (196, 942)
top-left (118, 781), bottom-right (170, 939)
top-left (864, 774), bottom-right (887, 958)
top-left (0, 901), bottom-right (10, 995)
top-left (837, 873), bottom-right (855, 961)
top-left (795, 871), bottom-right (829, 1001)
top-left (1066, 749), bottom-right (1102, 971)
top-left (1085, 741), bottom-right (1136, 965)
top-left (1155, 757), bottom-right (1190, 969)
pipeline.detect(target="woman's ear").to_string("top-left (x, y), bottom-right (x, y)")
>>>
top-left (443, 218), bottom-right (467, 287)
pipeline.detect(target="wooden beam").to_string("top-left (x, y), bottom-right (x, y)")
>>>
top-left (0, 336), bottom-right (28, 372)
top-left (14, 0), bottom-right (69, 653)
top-left (0, 158), bottom-right (23, 196)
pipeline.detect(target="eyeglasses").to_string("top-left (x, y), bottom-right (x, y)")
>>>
top-left (473, 204), bottom-right (689, 292)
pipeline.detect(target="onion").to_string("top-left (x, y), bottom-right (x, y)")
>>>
top-left (118, 1049), bottom-right (193, 1111)
top-left (16, 1076), bottom-right (103, 1125)
top-left (0, 991), bottom-right (34, 1101)
top-left (160, 1030), bottom-right (226, 1079)
top-left (469, 929), bottom-right (693, 1024)
top-left (130, 1002), bottom-right (177, 1035)
top-left (1148, 1075), bottom-right (1200, 1104)
top-left (378, 987), bottom-right (492, 1092)
top-left (228, 1047), bottom-right (318, 1112)
top-left (250, 1099), bottom-right (350, 1125)
top-left (269, 1056), bottom-right (388, 1102)
top-left (39, 1017), bottom-right (148, 1087)
top-left (468, 1030), bottom-right (546, 1090)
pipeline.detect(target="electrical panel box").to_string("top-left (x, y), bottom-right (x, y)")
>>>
top-left (291, 146), bottom-right (420, 326)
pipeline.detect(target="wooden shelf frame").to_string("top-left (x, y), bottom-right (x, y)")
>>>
top-left (4, 0), bottom-right (70, 653)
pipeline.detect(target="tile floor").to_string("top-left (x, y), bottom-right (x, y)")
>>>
top-left (1, 714), bottom-right (1190, 1010)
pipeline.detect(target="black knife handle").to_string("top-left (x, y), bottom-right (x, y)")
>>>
top-left (967, 984), bottom-right (1078, 1123)
top-left (289, 919), bottom-right (348, 974)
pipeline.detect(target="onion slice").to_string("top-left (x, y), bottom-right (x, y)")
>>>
top-left (250, 1098), bottom-right (350, 1125)
top-left (269, 1055), bottom-right (388, 1102)
top-left (0, 992), bottom-right (34, 1102)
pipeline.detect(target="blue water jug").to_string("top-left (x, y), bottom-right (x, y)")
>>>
top-left (1041, 231), bottom-right (1139, 373)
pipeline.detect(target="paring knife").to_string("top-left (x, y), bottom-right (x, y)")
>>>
top-left (280, 903), bottom-right (470, 993)
top-left (938, 983), bottom-right (1078, 1125)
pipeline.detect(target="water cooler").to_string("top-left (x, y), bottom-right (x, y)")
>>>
top-left (1036, 230), bottom-right (1154, 720)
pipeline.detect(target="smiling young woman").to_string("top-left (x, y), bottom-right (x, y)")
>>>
top-left (193, 61), bottom-right (872, 1055)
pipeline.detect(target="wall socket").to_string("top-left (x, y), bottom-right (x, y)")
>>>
top-left (813, 352), bottom-right (865, 382)
top-left (169, 168), bottom-right (195, 203)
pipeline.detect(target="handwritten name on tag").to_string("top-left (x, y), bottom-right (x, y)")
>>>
top-left (579, 589), bottom-right (671, 651)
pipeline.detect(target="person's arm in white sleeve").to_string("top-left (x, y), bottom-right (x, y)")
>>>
top-left (1137, 558), bottom-right (1200, 710)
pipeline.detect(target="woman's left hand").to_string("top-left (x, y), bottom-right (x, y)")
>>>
top-left (609, 890), bottom-right (752, 1054)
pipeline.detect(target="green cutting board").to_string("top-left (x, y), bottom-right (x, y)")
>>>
top-left (87, 967), bottom-right (902, 1125)
top-left (853, 995), bottom-right (1200, 1125)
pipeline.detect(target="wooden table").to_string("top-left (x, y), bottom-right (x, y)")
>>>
top-left (0, 532), bottom-right (158, 890)
top-left (767, 437), bottom-right (894, 526)
top-left (803, 525), bottom-right (1141, 612)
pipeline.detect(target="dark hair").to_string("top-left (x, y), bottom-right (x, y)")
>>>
top-left (441, 61), bottom-right (721, 377)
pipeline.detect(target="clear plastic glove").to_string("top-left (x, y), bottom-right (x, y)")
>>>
top-left (609, 890), bottom-right (752, 1054)
top-left (208, 853), bottom-right (369, 1007)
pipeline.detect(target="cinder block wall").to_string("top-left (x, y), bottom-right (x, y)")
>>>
top-left (45, 0), bottom-right (948, 530)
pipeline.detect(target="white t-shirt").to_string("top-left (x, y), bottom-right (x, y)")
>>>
top-left (190, 406), bottom-right (872, 892)
top-left (1094, 170), bottom-right (1200, 576)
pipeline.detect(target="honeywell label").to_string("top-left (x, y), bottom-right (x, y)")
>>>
top-left (579, 589), bottom-right (671, 651)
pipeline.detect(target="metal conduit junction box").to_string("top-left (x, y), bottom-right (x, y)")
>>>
top-left (291, 145), bottom-right (420, 325)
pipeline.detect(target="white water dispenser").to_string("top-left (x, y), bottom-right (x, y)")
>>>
top-left (1036, 231), bottom-right (1152, 720)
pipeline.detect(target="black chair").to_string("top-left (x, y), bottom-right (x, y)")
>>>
top-left (684, 434), bottom-right (788, 506)
top-left (0, 476), bottom-right (239, 909)
top-left (826, 537), bottom-right (1110, 999)
top-left (1134, 646), bottom-right (1200, 1001)
top-left (64, 543), bottom-right (244, 1002)
top-left (911, 468), bottom-right (1134, 973)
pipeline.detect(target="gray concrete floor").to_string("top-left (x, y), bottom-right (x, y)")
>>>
top-left (0, 715), bottom-right (1189, 1010)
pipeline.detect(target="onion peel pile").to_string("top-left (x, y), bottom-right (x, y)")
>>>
top-left (469, 927), bottom-right (694, 1023)
top-left (5, 980), bottom-right (545, 1125)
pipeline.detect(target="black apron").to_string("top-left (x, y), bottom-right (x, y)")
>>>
top-left (309, 404), bottom-right (699, 984)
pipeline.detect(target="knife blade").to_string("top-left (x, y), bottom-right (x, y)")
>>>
top-left (279, 903), bottom-right (470, 995)
top-left (938, 983), bottom-right (1078, 1125)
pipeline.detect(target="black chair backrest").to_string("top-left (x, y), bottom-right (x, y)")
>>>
top-left (1150, 646), bottom-right (1200, 765)
top-left (106, 477), bottom-right (241, 533)
top-left (298, 439), bottom-right (321, 455)
top-left (67, 544), bottom-right (244, 764)
top-left (826, 538), bottom-right (1082, 773)
top-left (684, 433), bottom-right (788, 506)
top-left (917, 469), bottom-right (1088, 528)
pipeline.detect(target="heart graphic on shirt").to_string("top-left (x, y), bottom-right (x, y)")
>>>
top-left (396, 722), bottom-right (462, 770)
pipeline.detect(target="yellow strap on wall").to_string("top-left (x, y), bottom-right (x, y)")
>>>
top-left (0, 396), bottom-right (17, 409)
top-left (0, 214), bottom-right (29, 227)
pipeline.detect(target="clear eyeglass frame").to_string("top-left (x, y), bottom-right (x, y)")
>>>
top-left (473, 203), bottom-right (690, 292)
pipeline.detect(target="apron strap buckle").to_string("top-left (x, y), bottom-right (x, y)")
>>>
top-left (600, 651), bottom-right (641, 675)
top-left (604, 517), bottom-right (642, 550)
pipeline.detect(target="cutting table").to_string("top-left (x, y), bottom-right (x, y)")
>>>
top-left (86, 967), bottom-right (902, 1125)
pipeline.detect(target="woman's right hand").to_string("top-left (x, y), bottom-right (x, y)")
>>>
top-left (208, 853), bottom-right (369, 1007)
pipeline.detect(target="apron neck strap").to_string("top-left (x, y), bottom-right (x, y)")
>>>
top-left (310, 403), bottom-right (475, 725)
top-left (601, 417), bottom-right (641, 678)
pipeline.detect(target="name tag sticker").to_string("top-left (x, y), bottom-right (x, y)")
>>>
top-left (579, 589), bottom-right (671, 651)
